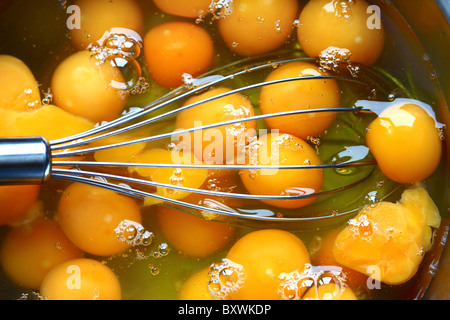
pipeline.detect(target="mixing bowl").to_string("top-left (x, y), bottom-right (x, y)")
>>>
top-left (0, 0), bottom-right (448, 300)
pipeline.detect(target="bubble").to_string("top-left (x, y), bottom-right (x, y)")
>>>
top-left (157, 243), bottom-right (170, 256)
top-left (208, 258), bottom-right (245, 300)
top-left (41, 88), bottom-right (53, 105)
top-left (148, 264), bottom-right (160, 276)
top-left (293, 19), bottom-right (302, 28)
top-left (88, 30), bottom-right (146, 95)
top-left (278, 264), bottom-right (348, 300)
top-left (209, 0), bottom-right (234, 20)
top-left (114, 219), bottom-right (155, 247)
top-left (319, 46), bottom-right (353, 72)
top-left (105, 54), bottom-right (142, 91)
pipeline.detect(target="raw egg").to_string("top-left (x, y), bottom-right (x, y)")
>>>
top-left (218, 0), bottom-right (299, 56)
top-left (240, 132), bottom-right (324, 209)
top-left (0, 55), bottom-right (41, 112)
top-left (40, 258), bottom-right (121, 300)
top-left (225, 229), bottom-right (310, 300)
top-left (175, 87), bottom-right (257, 164)
top-left (51, 50), bottom-right (127, 123)
top-left (332, 187), bottom-right (441, 285)
top-left (143, 21), bottom-right (214, 88)
top-left (70, 0), bottom-right (144, 50)
top-left (259, 61), bottom-right (340, 139)
top-left (366, 102), bottom-right (442, 184)
top-left (57, 182), bottom-right (142, 256)
top-left (155, 205), bottom-right (235, 258)
top-left (297, 0), bottom-right (385, 65)
top-left (0, 219), bottom-right (83, 289)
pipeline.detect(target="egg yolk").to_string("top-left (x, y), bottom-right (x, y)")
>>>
top-left (366, 102), bottom-right (442, 184)
top-left (332, 187), bottom-right (441, 285)
top-left (218, 0), bottom-right (299, 56)
top-left (178, 266), bottom-right (214, 300)
top-left (0, 219), bottom-right (84, 289)
top-left (311, 228), bottom-right (368, 292)
top-left (143, 21), bottom-right (214, 88)
top-left (153, 0), bottom-right (212, 18)
top-left (40, 258), bottom-right (121, 300)
top-left (57, 182), bottom-right (142, 256)
top-left (128, 148), bottom-right (209, 206)
top-left (240, 133), bottom-right (324, 209)
top-left (155, 205), bottom-right (235, 258)
top-left (175, 87), bottom-right (257, 164)
top-left (70, 0), bottom-right (144, 50)
top-left (0, 184), bottom-right (40, 226)
top-left (0, 55), bottom-right (41, 112)
top-left (225, 229), bottom-right (310, 300)
top-left (297, 0), bottom-right (385, 65)
top-left (259, 61), bottom-right (340, 139)
top-left (51, 50), bottom-right (127, 123)
top-left (0, 104), bottom-right (94, 140)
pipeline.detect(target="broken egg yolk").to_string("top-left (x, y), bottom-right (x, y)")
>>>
top-left (332, 187), bottom-right (441, 285)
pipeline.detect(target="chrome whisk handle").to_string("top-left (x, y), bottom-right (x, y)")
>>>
top-left (0, 137), bottom-right (51, 185)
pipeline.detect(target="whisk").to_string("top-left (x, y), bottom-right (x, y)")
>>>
top-left (0, 52), bottom-right (407, 230)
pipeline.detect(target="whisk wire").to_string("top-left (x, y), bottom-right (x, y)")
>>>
top-left (16, 54), bottom-right (404, 226)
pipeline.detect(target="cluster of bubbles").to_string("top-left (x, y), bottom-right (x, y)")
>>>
top-left (115, 219), bottom-right (171, 276)
top-left (88, 29), bottom-right (149, 96)
top-left (207, 258), bottom-right (245, 300)
top-left (23, 88), bottom-right (41, 112)
top-left (278, 264), bottom-right (348, 300)
top-left (41, 88), bottom-right (53, 106)
top-left (114, 219), bottom-right (154, 247)
top-left (207, 0), bottom-right (235, 21)
top-left (319, 46), bottom-right (360, 77)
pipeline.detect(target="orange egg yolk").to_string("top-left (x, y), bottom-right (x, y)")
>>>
top-left (366, 102), bottom-right (442, 184)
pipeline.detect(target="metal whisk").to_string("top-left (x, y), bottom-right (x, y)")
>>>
top-left (0, 52), bottom-right (407, 230)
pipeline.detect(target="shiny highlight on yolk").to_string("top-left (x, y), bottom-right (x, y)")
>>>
top-left (366, 103), bottom-right (442, 184)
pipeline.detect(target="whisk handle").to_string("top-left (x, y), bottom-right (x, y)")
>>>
top-left (0, 137), bottom-right (51, 185)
